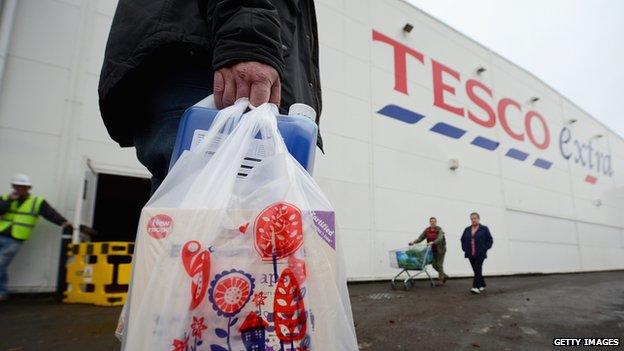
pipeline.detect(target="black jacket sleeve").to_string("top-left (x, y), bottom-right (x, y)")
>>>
top-left (39, 200), bottom-right (67, 226)
top-left (0, 198), bottom-right (9, 215)
top-left (460, 228), bottom-right (469, 253)
top-left (484, 226), bottom-right (493, 250)
top-left (207, 0), bottom-right (285, 77)
top-left (414, 229), bottom-right (426, 244)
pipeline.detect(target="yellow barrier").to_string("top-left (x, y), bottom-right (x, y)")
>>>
top-left (63, 241), bottom-right (134, 306)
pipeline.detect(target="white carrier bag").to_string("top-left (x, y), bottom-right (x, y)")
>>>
top-left (118, 98), bottom-right (359, 351)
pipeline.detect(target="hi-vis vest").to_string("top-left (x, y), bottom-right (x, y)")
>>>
top-left (0, 195), bottom-right (44, 240)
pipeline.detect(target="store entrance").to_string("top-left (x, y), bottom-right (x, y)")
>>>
top-left (91, 173), bottom-right (151, 242)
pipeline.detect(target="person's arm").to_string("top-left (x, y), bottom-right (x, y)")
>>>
top-left (39, 200), bottom-right (72, 229)
top-left (460, 229), bottom-right (468, 253)
top-left (0, 197), bottom-right (10, 215)
top-left (411, 230), bottom-right (426, 245)
top-left (206, 0), bottom-right (284, 108)
top-left (484, 226), bottom-right (493, 250)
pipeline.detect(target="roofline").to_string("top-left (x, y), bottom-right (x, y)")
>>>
top-left (400, 0), bottom-right (624, 143)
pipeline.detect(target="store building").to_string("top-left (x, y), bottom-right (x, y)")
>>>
top-left (0, 0), bottom-right (622, 292)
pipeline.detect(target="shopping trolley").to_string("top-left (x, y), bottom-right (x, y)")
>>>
top-left (389, 243), bottom-right (435, 290)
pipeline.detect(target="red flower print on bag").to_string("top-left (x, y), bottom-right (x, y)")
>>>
top-left (190, 316), bottom-right (208, 339)
top-left (208, 270), bottom-right (255, 317)
top-left (252, 292), bottom-right (267, 307)
top-left (171, 336), bottom-right (188, 351)
top-left (254, 203), bottom-right (303, 261)
top-left (287, 255), bottom-right (307, 284)
top-left (274, 268), bottom-right (307, 343)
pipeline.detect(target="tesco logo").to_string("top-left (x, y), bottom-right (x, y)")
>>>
top-left (373, 30), bottom-right (549, 150)
top-left (373, 29), bottom-right (614, 181)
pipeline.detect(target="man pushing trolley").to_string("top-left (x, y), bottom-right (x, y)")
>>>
top-left (410, 217), bottom-right (449, 285)
top-left (389, 217), bottom-right (449, 290)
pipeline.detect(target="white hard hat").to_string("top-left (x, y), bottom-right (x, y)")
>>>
top-left (10, 173), bottom-right (32, 186)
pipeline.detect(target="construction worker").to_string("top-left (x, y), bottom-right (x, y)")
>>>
top-left (0, 174), bottom-right (73, 301)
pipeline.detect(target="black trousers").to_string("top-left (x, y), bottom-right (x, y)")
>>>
top-left (469, 257), bottom-right (486, 288)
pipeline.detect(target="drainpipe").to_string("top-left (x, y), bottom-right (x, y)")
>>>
top-left (0, 0), bottom-right (18, 92)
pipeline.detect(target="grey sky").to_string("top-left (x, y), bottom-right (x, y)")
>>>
top-left (406, 0), bottom-right (624, 138)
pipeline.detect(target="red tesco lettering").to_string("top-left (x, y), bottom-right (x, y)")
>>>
top-left (432, 60), bottom-right (464, 117)
top-left (465, 79), bottom-right (495, 128)
top-left (372, 29), bottom-right (550, 150)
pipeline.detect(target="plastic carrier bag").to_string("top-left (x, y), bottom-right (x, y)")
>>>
top-left (388, 244), bottom-right (432, 270)
top-left (117, 98), bottom-right (359, 351)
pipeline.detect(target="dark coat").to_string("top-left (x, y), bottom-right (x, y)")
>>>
top-left (98, 0), bottom-right (322, 149)
top-left (460, 225), bottom-right (493, 259)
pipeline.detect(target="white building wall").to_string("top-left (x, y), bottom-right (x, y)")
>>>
top-left (313, 0), bottom-right (624, 280)
top-left (0, 0), bottom-right (622, 291)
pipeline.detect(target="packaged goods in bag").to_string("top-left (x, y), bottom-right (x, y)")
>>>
top-left (169, 96), bottom-right (318, 172)
top-left (118, 99), bottom-right (358, 351)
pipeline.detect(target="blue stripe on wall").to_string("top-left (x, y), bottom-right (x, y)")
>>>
top-left (533, 158), bottom-right (553, 169)
top-left (375, 104), bottom-right (554, 173)
top-left (430, 122), bottom-right (466, 139)
top-left (471, 136), bottom-right (500, 151)
top-left (505, 148), bottom-right (529, 161)
top-left (377, 104), bottom-right (426, 124)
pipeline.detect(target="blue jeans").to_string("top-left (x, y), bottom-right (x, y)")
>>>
top-left (131, 48), bottom-right (213, 193)
top-left (0, 235), bottom-right (22, 296)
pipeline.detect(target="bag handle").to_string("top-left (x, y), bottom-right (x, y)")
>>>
top-left (252, 102), bottom-right (289, 156)
top-left (192, 97), bottom-right (250, 158)
top-left (181, 102), bottom-right (286, 208)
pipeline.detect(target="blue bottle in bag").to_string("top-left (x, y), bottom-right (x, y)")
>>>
top-left (169, 102), bottom-right (318, 174)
